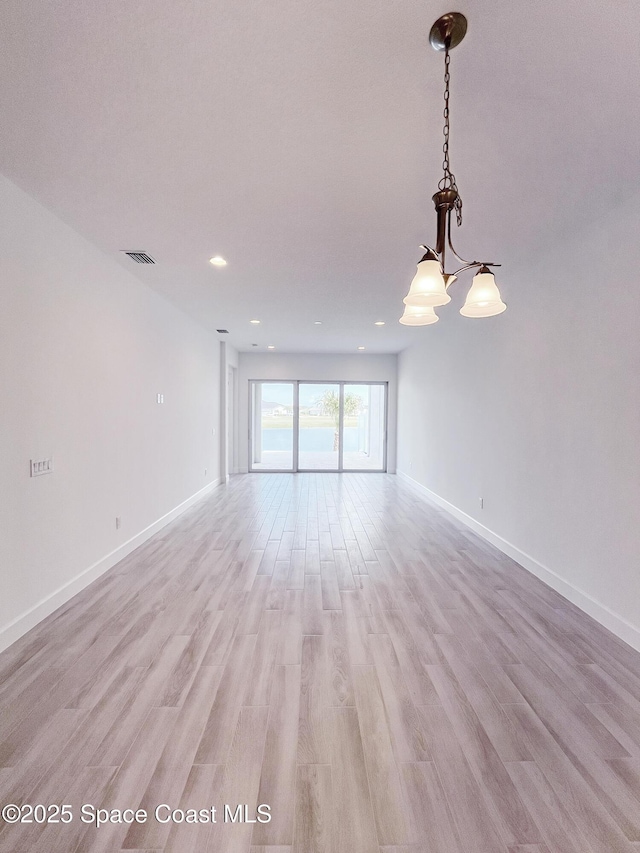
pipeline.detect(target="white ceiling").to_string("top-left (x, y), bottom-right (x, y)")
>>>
top-left (1, 0), bottom-right (639, 353)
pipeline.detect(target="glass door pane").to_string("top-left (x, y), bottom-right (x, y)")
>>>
top-left (298, 383), bottom-right (340, 470)
top-left (343, 384), bottom-right (386, 471)
top-left (250, 381), bottom-right (295, 471)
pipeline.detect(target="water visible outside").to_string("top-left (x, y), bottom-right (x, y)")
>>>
top-left (263, 427), bottom-right (360, 451)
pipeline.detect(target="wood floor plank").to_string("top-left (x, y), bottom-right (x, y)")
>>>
top-left (416, 704), bottom-right (508, 853)
top-left (163, 764), bottom-right (225, 853)
top-left (402, 574), bottom-right (452, 633)
top-left (288, 550), bottom-right (306, 589)
top-left (335, 549), bottom-right (356, 589)
top-left (252, 665), bottom-right (301, 846)
top-left (267, 560), bottom-right (290, 610)
top-left (383, 609), bottom-right (439, 706)
top-left (293, 521), bottom-right (308, 550)
top-left (587, 702), bottom-right (640, 758)
top-left (201, 593), bottom-right (246, 665)
top-left (441, 606), bottom-right (526, 702)
top-left (303, 575), bottom-right (325, 635)
top-left (293, 764), bottom-right (333, 853)
top-left (158, 608), bottom-right (222, 707)
top-left (499, 607), bottom-right (611, 704)
top-left (252, 848), bottom-right (291, 853)
top-left (346, 539), bottom-right (367, 574)
top-left (306, 540), bottom-right (321, 574)
top-left (88, 634), bottom-right (189, 766)
top-left (1, 472), bottom-right (640, 853)
top-left (503, 702), bottom-right (636, 853)
top-left (341, 589), bottom-right (373, 665)
top-left (356, 575), bottom-right (387, 634)
top-left (122, 664), bottom-right (224, 850)
top-left (320, 561), bottom-right (341, 610)
top-left (325, 609), bottom-right (355, 706)
top-left (0, 707), bottom-right (86, 807)
top-left (75, 707), bottom-right (180, 853)
top-left (278, 589), bottom-right (303, 665)
top-left (580, 663), bottom-right (640, 721)
top-left (352, 666), bottom-right (409, 845)
top-left (427, 661), bottom-right (541, 846)
top-left (369, 634), bottom-right (431, 762)
top-left (244, 609), bottom-right (283, 706)
top-left (0, 666), bottom-right (67, 763)
top-left (400, 761), bottom-right (462, 852)
top-left (329, 707), bottom-right (379, 853)
top-left (319, 531), bottom-right (333, 562)
top-left (504, 657), bottom-right (631, 761)
top-left (366, 557), bottom-right (403, 611)
top-left (505, 760), bottom-right (595, 853)
top-left (241, 575), bottom-right (273, 633)
top-left (298, 635), bottom-right (330, 764)
top-left (435, 634), bottom-right (530, 760)
top-left (204, 706), bottom-right (270, 853)
top-left (0, 766), bottom-right (116, 853)
top-left (195, 633), bottom-right (257, 764)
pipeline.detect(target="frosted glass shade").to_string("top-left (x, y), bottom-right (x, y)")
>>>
top-left (460, 270), bottom-right (507, 318)
top-left (399, 304), bottom-right (439, 325)
top-left (403, 259), bottom-right (450, 307)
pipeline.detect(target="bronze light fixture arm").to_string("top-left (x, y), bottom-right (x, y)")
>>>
top-left (450, 260), bottom-right (501, 279)
top-left (446, 209), bottom-right (501, 274)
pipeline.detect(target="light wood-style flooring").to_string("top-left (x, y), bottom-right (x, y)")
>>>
top-left (1, 473), bottom-right (640, 852)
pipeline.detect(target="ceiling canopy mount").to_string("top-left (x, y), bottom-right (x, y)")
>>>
top-left (428, 12), bottom-right (468, 52)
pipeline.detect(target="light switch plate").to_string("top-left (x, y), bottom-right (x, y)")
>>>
top-left (30, 458), bottom-right (53, 477)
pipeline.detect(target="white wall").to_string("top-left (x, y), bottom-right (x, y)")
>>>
top-left (226, 343), bottom-right (240, 475)
top-left (219, 340), bottom-right (240, 480)
top-left (238, 352), bottom-right (397, 472)
top-left (0, 175), bottom-right (221, 651)
top-left (397, 190), bottom-right (640, 650)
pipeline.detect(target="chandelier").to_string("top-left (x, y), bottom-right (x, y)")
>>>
top-left (400, 13), bottom-right (506, 326)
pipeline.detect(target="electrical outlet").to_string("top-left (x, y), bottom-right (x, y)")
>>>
top-left (115, 516), bottom-right (121, 530)
top-left (30, 458), bottom-right (53, 477)
top-left (479, 497), bottom-right (484, 509)
top-left (156, 393), bottom-right (164, 404)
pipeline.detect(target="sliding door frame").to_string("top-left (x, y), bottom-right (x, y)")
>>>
top-left (249, 380), bottom-right (388, 473)
top-left (248, 380), bottom-right (296, 473)
top-left (339, 380), bottom-right (388, 474)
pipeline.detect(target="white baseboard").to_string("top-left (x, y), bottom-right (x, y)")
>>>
top-left (0, 478), bottom-right (223, 654)
top-left (397, 470), bottom-right (640, 653)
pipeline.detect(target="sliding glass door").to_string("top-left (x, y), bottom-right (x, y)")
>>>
top-left (250, 381), bottom-right (387, 473)
top-left (343, 383), bottom-right (386, 471)
top-left (250, 382), bottom-right (295, 471)
top-left (298, 383), bottom-right (340, 470)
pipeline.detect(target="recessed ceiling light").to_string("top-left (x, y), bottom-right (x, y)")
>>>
top-left (374, 321), bottom-right (385, 326)
top-left (357, 346), bottom-right (366, 350)
top-left (250, 319), bottom-right (261, 324)
top-left (267, 345), bottom-right (275, 349)
top-left (314, 321), bottom-right (322, 325)
top-left (209, 256), bottom-right (227, 266)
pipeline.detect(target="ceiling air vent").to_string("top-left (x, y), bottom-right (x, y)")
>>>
top-left (122, 251), bottom-right (155, 264)
top-left (216, 329), bottom-right (229, 334)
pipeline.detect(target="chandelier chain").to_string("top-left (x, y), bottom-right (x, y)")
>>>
top-left (438, 48), bottom-right (463, 226)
